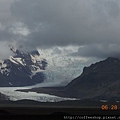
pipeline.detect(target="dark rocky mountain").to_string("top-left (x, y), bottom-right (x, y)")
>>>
top-left (0, 46), bottom-right (47, 87)
top-left (19, 57), bottom-right (120, 101)
top-left (63, 57), bottom-right (120, 100)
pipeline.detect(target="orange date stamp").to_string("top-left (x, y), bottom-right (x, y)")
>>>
top-left (101, 105), bottom-right (118, 110)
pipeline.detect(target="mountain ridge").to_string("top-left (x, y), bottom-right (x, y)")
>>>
top-left (0, 46), bottom-right (47, 87)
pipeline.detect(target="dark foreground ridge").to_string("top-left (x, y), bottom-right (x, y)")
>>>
top-left (18, 57), bottom-right (120, 101)
top-left (0, 99), bottom-right (120, 115)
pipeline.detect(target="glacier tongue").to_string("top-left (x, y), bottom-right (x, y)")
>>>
top-left (0, 87), bottom-right (78, 102)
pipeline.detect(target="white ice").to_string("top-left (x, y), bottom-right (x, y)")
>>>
top-left (0, 87), bottom-right (78, 102)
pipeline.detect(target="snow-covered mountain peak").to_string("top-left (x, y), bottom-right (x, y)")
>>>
top-left (0, 47), bottom-right (47, 87)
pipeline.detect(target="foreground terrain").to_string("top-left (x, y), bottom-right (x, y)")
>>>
top-left (0, 99), bottom-right (119, 115)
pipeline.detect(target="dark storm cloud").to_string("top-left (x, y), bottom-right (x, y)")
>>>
top-left (10, 0), bottom-right (120, 47)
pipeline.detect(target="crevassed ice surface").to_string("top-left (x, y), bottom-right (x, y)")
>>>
top-left (34, 46), bottom-right (86, 87)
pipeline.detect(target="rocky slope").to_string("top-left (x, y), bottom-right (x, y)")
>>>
top-left (0, 46), bottom-right (47, 87)
top-left (64, 57), bottom-right (120, 100)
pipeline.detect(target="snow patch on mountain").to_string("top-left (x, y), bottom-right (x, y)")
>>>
top-left (0, 60), bottom-right (10, 75)
top-left (9, 56), bottom-right (25, 66)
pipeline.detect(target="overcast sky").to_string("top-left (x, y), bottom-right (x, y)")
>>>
top-left (0, 0), bottom-right (120, 60)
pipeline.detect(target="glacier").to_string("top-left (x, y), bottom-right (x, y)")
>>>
top-left (0, 87), bottom-right (78, 102)
top-left (35, 47), bottom-right (85, 87)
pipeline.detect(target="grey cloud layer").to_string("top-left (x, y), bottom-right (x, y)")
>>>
top-left (10, 0), bottom-right (120, 47)
top-left (72, 44), bottom-right (120, 58)
top-left (0, 0), bottom-right (120, 58)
